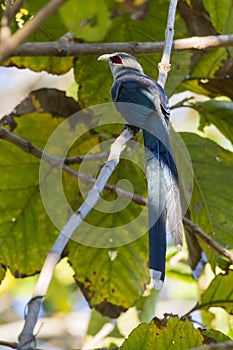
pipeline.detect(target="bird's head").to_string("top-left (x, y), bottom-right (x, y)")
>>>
top-left (98, 52), bottom-right (144, 77)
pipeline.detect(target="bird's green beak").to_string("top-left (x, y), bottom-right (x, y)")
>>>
top-left (97, 54), bottom-right (110, 62)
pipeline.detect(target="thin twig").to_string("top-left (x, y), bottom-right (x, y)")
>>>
top-left (4, 0), bottom-right (27, 25)
top-left (158, 0), bottom-right (177, 87)
top-left (0, 0), bottom-right (12, 43)
top-left (0, 127), bottom-right (136, 201)
top-left (0, 0), bottom-right (67, 63)
top-left (82, 323), bottom-right (115, 350)
top-left (0, 340), bottom-right (18, 349)
top-left (190, 341), bottom-right (233, 350)
top-left (64, 151), bottom-right (109, 164)
top-left (9, 0), bottom-right (26, 19)
top-left (8, 34), bottom-right (233, 57)
top-left (183, 217), bottom-right (233, 264)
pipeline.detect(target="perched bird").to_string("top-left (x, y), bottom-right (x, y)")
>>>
top-left (98, 52), bottom-right (183, 289)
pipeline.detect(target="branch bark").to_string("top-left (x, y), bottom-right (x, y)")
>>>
top-left (183, 217), bottom-right (233, 264)
top-left (158, 0), bottom-right (177, 87)
top-left (0, 340), bottom-right (18, 349)
top-left (8, 34), bottom-right (233, 58)
top-left (0, 127), bottom-right (141, 203)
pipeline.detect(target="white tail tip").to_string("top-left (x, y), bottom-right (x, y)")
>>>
top-left (149, 269), bottom-right (164, 290)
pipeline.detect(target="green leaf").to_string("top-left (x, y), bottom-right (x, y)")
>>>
top-left (60, 0), bottom-right (110, 41)
top-left (0, 113), bottom-right (65, 277)
top-left (120, 315), bottom-right (204, 350)
top-left (0, 266), bottom-right (6, 282)
top-left (23, 0), bottom-right (67, 41)
top-left (201, 328), bottom-right (231, 344)
top-left (189, 49), bottom-right (227, 80)
top-left (197, 271), bottom-right (233, 314)
top-left (5, 56), bottom-right (74, 74)
top-left (68, 236), bottom-right (149, 318)
top-left (5, 88), bottom-right (80, 119)
top-left (203, 0), bottom-right (233, 34)
top-left (179, 48), bottom-right (233, 99)
top-left (182, 133), bottom-right (233, 271)
top-left (135, 289), bottom-right (159, 323)
top-left (192, 99), bottom-right (233, 144)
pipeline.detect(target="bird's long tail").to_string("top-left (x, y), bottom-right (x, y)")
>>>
top-left (143, 130), bottom-right (182, 290)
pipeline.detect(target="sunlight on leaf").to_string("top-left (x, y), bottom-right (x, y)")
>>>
top-left (120, 315), bottom-right (204, 350)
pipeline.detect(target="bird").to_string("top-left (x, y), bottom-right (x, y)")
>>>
top-left (98, 52), bottom-right (183, 289)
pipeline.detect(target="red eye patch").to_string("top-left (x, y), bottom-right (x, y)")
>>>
top-left (110, 55), bottom-right (123, 64)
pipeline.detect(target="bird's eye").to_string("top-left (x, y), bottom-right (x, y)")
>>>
top-left (110, 55), bottom-right (123, 64)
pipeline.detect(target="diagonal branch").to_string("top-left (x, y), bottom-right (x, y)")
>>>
top-left (0, 127), bottom-right (142, 203)
top-left (0, 128), bottom-right (233, 263)
top-left (1, 128), bottom-right (232, 264)
top-left (0, 340), bottom-right (18, 349)
top-left (17, 126), bottom-right (135, 349)
top-left (183, 217), bottom-right (233, 264)
top-left (64, 151), bottom-right (109, 164)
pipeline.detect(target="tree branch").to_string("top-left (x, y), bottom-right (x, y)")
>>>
top-left (3, 0), bottom-right (27, 25)
top-left (191, 340), bottom-right (233, 350)
top-left (0, 127), bottom-right (141, 202)
top-left (0, 340), bottom-right (18, 349)
top-left (8, 34), bottom-right (233, 58)
top-left (183, 217), bottom-right (233, 264)
top-left (64, 151), bottom-right (109, 164)
top-left (0, 0), bottom-right (67, 63)
top-left (0, 0), bottom-right (11, 42)
top-left (17, 127), bottom-right (135, 349)
top-left (1, 126), bottom-right (232, 264)
top-left (158, 0), bottom-right (177, 87)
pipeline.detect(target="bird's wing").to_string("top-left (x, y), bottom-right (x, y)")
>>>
top-left (112, 77), bottom-right (183, 248)
top-left (112, 79), bottom-right (155, 124)
top-left (111, 78), bottom-right (172, 153)
top-left (155, 80), bottom-right (170, 124)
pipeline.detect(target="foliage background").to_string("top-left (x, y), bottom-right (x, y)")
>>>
top-left (0, 0), bottom-right (233, 349)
